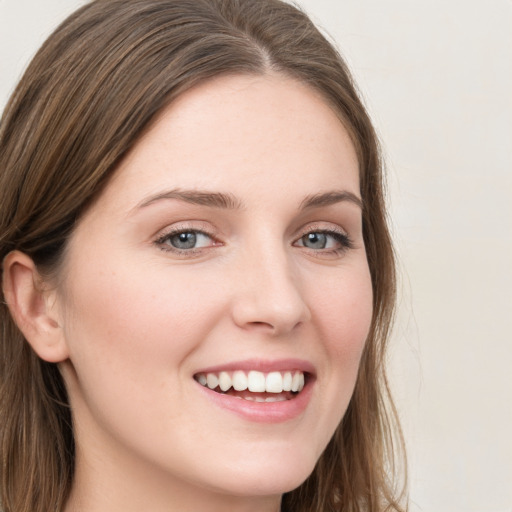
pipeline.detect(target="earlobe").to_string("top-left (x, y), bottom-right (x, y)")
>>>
top-left (2, 251), bottom-right (69, 363)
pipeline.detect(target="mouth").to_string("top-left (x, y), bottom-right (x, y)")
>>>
top-left (194, 370), bottom-right (307, 403)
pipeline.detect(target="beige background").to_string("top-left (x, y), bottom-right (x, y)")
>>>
top-left (1, 1), bottom-right (511, 511)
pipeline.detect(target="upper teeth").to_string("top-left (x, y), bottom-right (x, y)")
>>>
top-left (196, 370), bottom-right (305, 393)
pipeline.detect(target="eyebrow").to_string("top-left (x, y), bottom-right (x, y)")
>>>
top-left (299, 190), bottom-right (363, 210)
top-left (134, 188), bottom-right (363, 213)
top-left (136, 189), bottom-right (244, 210)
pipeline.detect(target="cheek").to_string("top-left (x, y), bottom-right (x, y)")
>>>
top-left (58, 256), bottom-right (230, 457)
top-left (289, 263), bottom-right (373, 459)
top-left (64, 257), bottom-right (213, 349)
top-left (311, 264), bottom-right (373, 358)
top-left (309, 263), bottom-right (373, 409)
top-left (59, 255), bottom-right (226, 404)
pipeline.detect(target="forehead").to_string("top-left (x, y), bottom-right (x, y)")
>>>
top-left (89, 73), bottom-right (360, 216)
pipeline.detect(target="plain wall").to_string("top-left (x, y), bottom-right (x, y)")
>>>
top-left (1, 1), bottom-right (511, 511)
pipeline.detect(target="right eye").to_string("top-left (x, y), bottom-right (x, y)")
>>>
top-left (155, 228), bottom-right (217, 254)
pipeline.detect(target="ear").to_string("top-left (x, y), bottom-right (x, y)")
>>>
top-left (2, 251), bottom-right (69, 363)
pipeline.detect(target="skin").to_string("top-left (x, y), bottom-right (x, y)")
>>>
top-left (14, 74), bottom-right (373, 511)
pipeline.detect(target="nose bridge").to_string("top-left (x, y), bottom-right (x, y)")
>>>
top-left (231, 232), bottom-right (311, 334)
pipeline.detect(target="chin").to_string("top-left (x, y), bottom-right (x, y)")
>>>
top-left (196, 445), bottom-right (320, 498)
top-left (209, 471), bottom-right (311, 499)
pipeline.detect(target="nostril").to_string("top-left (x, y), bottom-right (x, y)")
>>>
top-left (249, 321), bottom-right (273, 328)
top-left (241, 320), bottom-right (277, 332)
top-left (245, 319), bottom-right (302, 335)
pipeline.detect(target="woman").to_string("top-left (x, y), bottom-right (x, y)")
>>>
top-left (0, 1), bottom-right (406, 511)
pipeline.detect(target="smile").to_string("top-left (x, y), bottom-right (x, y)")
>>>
top-left (194, 370), bottom-right (306, 402)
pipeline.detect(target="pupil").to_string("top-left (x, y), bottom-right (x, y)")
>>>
top-left (304, 233), bottom-right (326, 249)
top-left (171, 232), bottom-right (196, 249)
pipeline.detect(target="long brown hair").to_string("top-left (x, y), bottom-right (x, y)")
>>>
top-left (0, 1), bottom-right (406, 510)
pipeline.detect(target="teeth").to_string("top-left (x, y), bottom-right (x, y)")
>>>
top-left (291, 372), bottom-right (301, 392)
top-left (243, 396), bottom-right (288, 403)
top-left (232, 370), bottom-right (248, 391)
top-left (265, 372), bottom-right (283, 393)
top-left (265, 396), bottom-right (287, 402)
top-left (282, 372), bottom-right (292, 391)
top-left (218, 371), bottom-right (232, 392)
top-left (196, 370), bottom-right (306, 395)
top-left (247, 371), bottom-right (266, 392)
top-left (206, 373), bottom-right (219, 390)
top-left (298, 372), bottom-right (305, 392)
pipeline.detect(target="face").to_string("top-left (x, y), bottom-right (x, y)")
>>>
top-left (56, 74), bottom-right (373, 505)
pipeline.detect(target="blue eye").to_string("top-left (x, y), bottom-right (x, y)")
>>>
top-left (157, 230), bottom-right (214, 252)
top-left (169, 232), bottom-right (198, 249)
top-left (301, 232), bottom-right (329, 249)
top-left (296, 230), bottom-right (352, 252)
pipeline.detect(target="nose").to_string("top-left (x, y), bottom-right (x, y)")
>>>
top-left (230, 244), bottom-right (311, 336)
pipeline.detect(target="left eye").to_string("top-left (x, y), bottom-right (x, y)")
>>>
top-left (295, 231), bottom-right (350, 250)
top-left (159, 230), bottom-right (214, 250)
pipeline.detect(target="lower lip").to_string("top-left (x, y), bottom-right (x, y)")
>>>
top-left (196, 380), bottom-right (314, 423)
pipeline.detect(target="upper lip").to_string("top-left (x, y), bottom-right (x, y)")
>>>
top-left (193, 358), bottom-right (316, 376)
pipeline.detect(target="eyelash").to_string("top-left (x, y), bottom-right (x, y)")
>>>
top-left (154, 225), bottom-right (354, 257)
top-left (294, 228), bottom-right (354, 256)
top-left (154, 226), bottom-right (218, 256)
